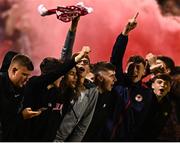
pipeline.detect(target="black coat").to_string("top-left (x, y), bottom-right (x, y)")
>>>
top-left (0, 72), bottom-right (24, 141)
top-left (22, 58), bottom-right (76, 141)
top-left (140, 94), bottom-right (172, 141)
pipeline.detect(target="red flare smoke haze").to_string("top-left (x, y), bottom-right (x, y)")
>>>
top-left (0, 0), bottom-right (180, 73)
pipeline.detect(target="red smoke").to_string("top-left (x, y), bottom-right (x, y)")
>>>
top-left (0, 0), bottom-right (180, 72)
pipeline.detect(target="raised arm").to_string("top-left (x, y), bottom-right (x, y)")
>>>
top-left (22, 46), bottom-right (91, 110)
top-left (37, 46), bottom-right (91, 87)
top-left (110, 13), bottom-right (138, 81)
top-left (60, 17), bottom-right (80, 62)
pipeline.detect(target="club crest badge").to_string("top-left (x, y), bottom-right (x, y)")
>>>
top-left (135, 94), bottom-right (143, 102)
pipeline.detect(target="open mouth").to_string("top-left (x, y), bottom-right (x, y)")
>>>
top-left (78, 67), bottom-right (85, 72)
top-left (159, 88), bottom-right (165, 93)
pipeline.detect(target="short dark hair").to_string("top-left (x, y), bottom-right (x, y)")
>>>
top-left (11, 54), bottom-right (34, 71)
top-left (0, 51), bottom-right (18, 72)
top-left (157, 56), bottom-right (175, 74)
top-left (128, 55), bottom-right (146, 66)
top-left (40, 57), bottom-right (62, 74)
top-left (93, 61), bottom-right (115, 75)
top-left (151, 73), bottom-right (171, 84)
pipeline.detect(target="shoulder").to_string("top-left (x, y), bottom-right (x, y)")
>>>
top-left (113, 84), bottom-right (127, 95)
top-left (0, 72), bottom-right (7, 85)
top-left (84, 87), bottom-right (99, 104)
top-left (25, 76), bottom-right (42, 87)
top-left (87, 87), bottom-right (99, 97)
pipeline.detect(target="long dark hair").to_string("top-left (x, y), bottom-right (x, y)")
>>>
top-left (60, 71), bottom-right (81, 103)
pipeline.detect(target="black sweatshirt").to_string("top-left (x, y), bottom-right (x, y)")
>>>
top-left (0, 72), bottom-right (24, 141)
top-left (22, 58), bottom-right (76, 141)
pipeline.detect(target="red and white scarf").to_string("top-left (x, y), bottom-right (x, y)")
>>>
top-left (38, 2), bottom-right (93, 22)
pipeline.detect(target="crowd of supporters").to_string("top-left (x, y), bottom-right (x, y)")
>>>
top-left (0, 11), bottom-right (180, 142)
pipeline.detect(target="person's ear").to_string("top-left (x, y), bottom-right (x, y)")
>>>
top-left (97, 73), bottom-right (103, 82)
top-left (12, 67), bottom-right (18, 75)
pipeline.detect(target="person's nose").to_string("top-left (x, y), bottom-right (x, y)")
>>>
top-left (160, 82), bottom-right (165, 87)
top-left (114, 76), bottom-right (117, 82)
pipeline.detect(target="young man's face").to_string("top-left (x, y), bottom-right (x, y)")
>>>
top-left (11, 65), bottom-right (32, 87)
top-left (126, 62), bottom-right (145, 83)
top-left (152, 78), bottom-right (171, 97)
top-left (76, 57), bottom-right (90, 78)
top-left (99, 70), bottom-right (116, 92)
top-left (66, 67), bottom-right (77, 88)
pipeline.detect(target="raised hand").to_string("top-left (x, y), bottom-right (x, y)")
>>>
top-left (75, 46), bottom-right (91, 62)
top-left (81, 46), bottom-right (91, 54)
top-left (145, 53), bottom-right (166, 74)
top-left (122, 12), bottom-right (139, 35)
top-left (145, 53), bottom-right (157, 66)
top-left (70, 16), bottom-right (80, 32)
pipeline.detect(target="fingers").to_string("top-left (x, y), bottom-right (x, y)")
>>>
top-left (132, 12), bottom-right (139, 20)
top-left (74, 46), bottom-right (90, 63)
top-left (128, 12), bottom-right (139, 24)
top-left (30, 111), bottom-right (42, 118)
top-left (82, 46), bottom-right (91, 54)
top-left (22, 107), bottom-right (42, 119)
top-left (150, 63), bottom-right (164, 72)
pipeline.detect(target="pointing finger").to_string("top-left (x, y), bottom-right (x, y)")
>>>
top-left (132, 12), bottom-right (139, 20)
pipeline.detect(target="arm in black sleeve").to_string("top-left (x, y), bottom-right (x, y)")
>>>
top-left (110, 33), bottom-right (128, 81)
top-left (60, 17), bottom-right (79, 62)
top-left (36, 58), bottom-right (76, 87)
top-left (22, 58), bottom-right (76, 109)
top-left (60, 30), bottom-right (76, 62)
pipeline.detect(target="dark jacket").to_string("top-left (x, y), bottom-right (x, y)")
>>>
top-left (111, 83), bottom-right (152, 141)
top-left (22, 58), bottom-right (76, 141)
top-left (141, 93), bottom-right (172, 141)
top-left (23, 86), bottom-right (64, 141)
top-left (83, 91), bottom-right (114, 141)
top-left (0, 72), bottom-right (24, 141)
top-left (110, 33), bottom-right (152, 141)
